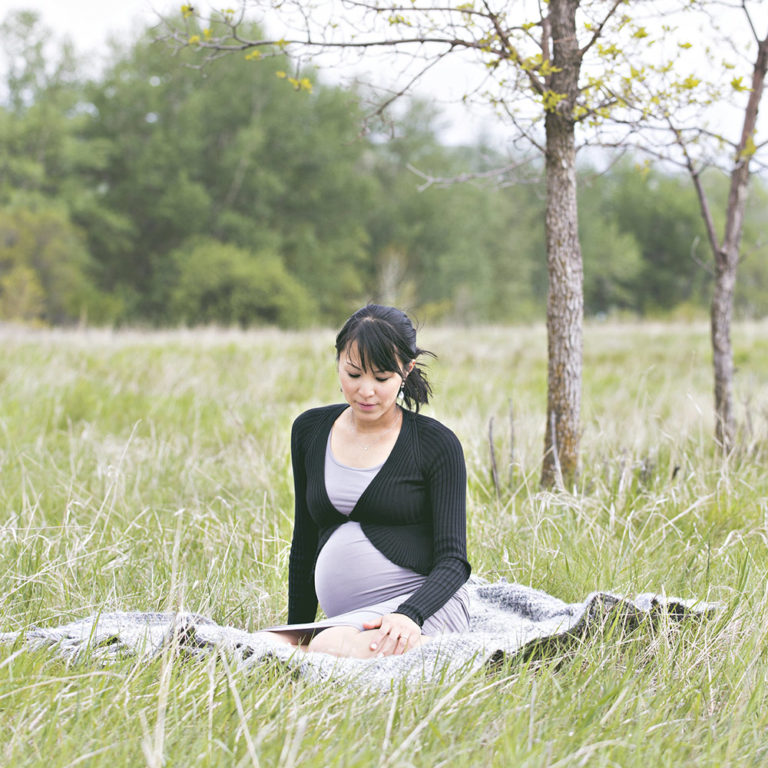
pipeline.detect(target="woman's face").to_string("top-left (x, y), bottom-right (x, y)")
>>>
top-left (338, 343), bottom-right (406, 423)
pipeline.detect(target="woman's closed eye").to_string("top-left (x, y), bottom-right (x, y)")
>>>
top-left (347, 372), bottom-right (392, 382)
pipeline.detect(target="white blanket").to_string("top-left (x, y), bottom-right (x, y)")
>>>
top-left (0, 579), bottom-right (716, 689)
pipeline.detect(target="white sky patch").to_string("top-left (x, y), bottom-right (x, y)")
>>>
top-left (0, 0), bottom-right (501, 145)
top-left (2, 0), bottom-right (161, 52)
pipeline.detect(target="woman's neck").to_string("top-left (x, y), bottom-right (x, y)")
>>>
top-left (346, 405), bottom-right (402, 435)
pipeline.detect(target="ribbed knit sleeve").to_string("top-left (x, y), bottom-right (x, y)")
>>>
top-left (287, 414), bottom-right (319, 624)
top-left (394, 422), bottom-right (471, 626)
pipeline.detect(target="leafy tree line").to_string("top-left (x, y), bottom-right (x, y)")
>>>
top-left (1, 10), bottom-right (766, 328)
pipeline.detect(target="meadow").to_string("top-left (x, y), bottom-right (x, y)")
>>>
top-left (1, 320), bottom-right (767, 767)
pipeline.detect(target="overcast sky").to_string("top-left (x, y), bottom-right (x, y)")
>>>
top-left (2, 0), bottom-right (503, 144)
top-left (4, 0), bottom-right (162, 50)
top-left (3, 1), bottom-right (766, 149)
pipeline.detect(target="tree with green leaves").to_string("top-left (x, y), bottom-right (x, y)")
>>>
top-left (686, 9), bottom-right (767, 453)
top-left (169, 237), bottom-right (314, 327)
top-left (167, 0), bottom-right (681, 487)
top-left (0, 11), bottom-right (113, 323)
top-left (578, 162), bottom-right (712, 315)
top-left (610, 1), bottom-right (768, 452)
top-left (79, 24), bottom-right (376, 323)
top-left (0, 203), bottom-right (109, 324)
top-left (1, 9), bottom-right (543, 328)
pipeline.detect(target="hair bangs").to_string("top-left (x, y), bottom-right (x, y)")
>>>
top-left (344, 317), bottom-right (403, 374)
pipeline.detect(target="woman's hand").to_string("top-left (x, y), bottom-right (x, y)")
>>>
top-left (362, 613), bottom-right (421, 656)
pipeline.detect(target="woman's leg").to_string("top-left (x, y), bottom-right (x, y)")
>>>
top-left (306, 626), bottom-right (428, 658)
top-left (255, 630), bottom-right (308, 648)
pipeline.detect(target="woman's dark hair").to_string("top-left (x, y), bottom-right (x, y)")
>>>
top-left (335, 304), bottom-right (434, 412)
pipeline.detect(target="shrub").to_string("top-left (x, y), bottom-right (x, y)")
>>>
top-left (169, 238), bottom-right (314, 328)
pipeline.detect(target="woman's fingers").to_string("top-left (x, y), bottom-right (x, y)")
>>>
top-left (364, 617), bottom-right (389, 650)
top-left (369, 625), bottom-right (392, 652)
top-left (367, 613), bottom-right (419, 654)
top-left (377, 629), bottom-right (412, 655)
top-left (362, 617), bottom-right (383, 630)
top-left (394, 633), bottom-right (410, 654)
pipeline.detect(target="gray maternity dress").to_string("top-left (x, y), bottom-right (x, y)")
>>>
top-left (267, 433), bottom-right (470, 638)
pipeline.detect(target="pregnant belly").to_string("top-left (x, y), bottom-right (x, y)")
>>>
top-left (314, 522), bottom-right (426, 618)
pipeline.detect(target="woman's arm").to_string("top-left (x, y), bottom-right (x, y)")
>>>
top-left (287, 416), bottom-right (320, 624)
top-left (394, 425), bottom-right (471, 626)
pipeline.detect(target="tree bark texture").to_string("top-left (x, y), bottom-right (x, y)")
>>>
top-left (711, 31), bottom-right (768, 452)
top-left (540, 0), bottom-right (583, 488)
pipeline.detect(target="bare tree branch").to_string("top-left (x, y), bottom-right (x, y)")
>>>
top-left (359, 48), bottom-right (453, 127)
top-left (666, 117), bottom-right (722, 257)
top-left (741, 0), bottom-right (760, 46)
top-left (406, 157), bottom-right (536, 191)
top-left (579, 0), bottom-right (625, 58)
top-left (689, 236), bottom-right (716, 276)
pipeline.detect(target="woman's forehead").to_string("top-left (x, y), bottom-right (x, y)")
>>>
top-left (341, 341), bottom-right (399, 371)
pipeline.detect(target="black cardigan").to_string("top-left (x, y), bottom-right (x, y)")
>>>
top-left (287, 403), bottom-right (471, 627)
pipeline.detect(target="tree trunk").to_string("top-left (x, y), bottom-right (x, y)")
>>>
top-left (711, 32), bottom-right (768, 452)
top-left (711, 250), bottom-right (737, 451)
top-left (540, 0), bottom-right (583, 489)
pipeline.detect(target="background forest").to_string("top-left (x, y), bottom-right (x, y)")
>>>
top-left (1, 9), bottom-right (767, 329)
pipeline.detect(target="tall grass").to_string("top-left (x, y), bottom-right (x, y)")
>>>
top-left (0, 321), bottom-right (767, 766)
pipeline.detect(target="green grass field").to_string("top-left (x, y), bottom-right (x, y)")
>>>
top-left (1, 321), bottom-right (767, 766)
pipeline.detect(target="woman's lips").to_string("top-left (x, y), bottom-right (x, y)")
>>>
top-left (357, 402), bottom-right (376, 410)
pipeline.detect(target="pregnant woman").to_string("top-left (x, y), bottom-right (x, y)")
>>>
top-left (264, 304), bottom-right (471, 658)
